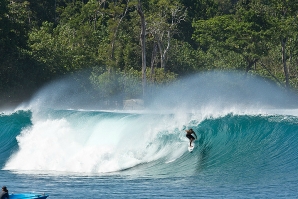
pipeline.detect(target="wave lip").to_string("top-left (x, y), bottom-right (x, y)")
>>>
top-left (2, 110), bottom-right (185, 174)
top-left (1, 108), bottom-right (298, 182)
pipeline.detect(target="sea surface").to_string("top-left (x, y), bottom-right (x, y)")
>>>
top-left (1, 72), bottom-right (298, 198)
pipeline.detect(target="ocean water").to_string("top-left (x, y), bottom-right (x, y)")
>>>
top-left (1, 72), bottom-right (298, 198)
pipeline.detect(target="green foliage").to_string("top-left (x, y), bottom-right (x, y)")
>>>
top-left (0, 0), bottom-right (34, 100)
top-left (29, 20), bottom-right (102, 78)
top-left (3, 0), bottom-right (298, 105)
top-left (0, 0), bottom-right (11, 56)
top-left (90, 67), bottom-right (177, 100)
top-left (167, 39), bottom-right (205, 74)
top-left (119, 68), bottom-right (143, 99)
top-left (204, 47), bottom-right (247, 70)
top-left (192, 2), bottom-right (272, 71)
top-left (90, 70), bottom-right (122, 98)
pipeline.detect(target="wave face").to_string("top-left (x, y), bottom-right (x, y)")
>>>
top-left (1, 109), bottom-right (298, 183)
top-left (1, 109), bottom-right (187, 173)
top-left (1, 71), bottom-right (298, 187)
top-left (0, 111), bottom-right (32, 167)
top-left (196, 114), bottom-right (298, 180)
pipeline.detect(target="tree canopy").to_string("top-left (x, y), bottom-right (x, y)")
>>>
top-left (1, 0), bottom-right (298, 105)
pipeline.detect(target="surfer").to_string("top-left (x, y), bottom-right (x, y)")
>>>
top-left (0, 186), bottom-right (9, 199)
top-left (185, 128), bottom-right (197, 147)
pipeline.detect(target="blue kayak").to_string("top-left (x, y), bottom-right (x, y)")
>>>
top-left (9, 193), bottom-right (49, 199)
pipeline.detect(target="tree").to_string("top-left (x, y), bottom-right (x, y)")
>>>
top-left (28, 0), bottom-right (58, 26)
top-left (0, 0), bottom-right (33, 99)
top-left (265, 0), bottom-right (298, 88)
top-left (178, 0), bottom-right (221, 46)
top-left (0, 0), bottom-right (11, 59)
top-left (192, 1), bottom-right (272, 72)
top-left (147, 1), bottom-right (186, 71)
top-left (136, 0), bottom-right (147, 100)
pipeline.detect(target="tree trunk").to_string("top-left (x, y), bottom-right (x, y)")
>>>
top-left (157, 40), bottom-right (165, 69)
top-left (259, 61), bottom-right (283, 86)
top-left (281, 37), bottom-right (290, 88)
top-left (111, 1), bottom-right (129, 61)
top-left (150, 42), bottom-right (158, 82)
top-left (137, 0), bottom-right (146, 100)
top-left (245, 59), bottom-right (255, 72)
top-left (157, 31), bottom-right (170, 70)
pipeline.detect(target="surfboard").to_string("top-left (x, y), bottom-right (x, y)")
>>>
top-left (9, 193), bottom-right (49, 199)
top-left (188, 143), bottom-right (194, 152)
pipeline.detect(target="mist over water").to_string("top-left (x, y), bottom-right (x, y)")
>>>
top-left (148, 71), bottom-right (298, 111)
top-left (3, 70), bottom-right (298, 176)
top-left (19, 70), bottom-right (298, 112)
top-left (2, 71), bottom-right (298, 198)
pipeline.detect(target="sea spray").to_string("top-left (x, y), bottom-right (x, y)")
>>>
top-left (4, 110), bottom-right (189, 173)
top-left (2, 71), bottom-right (298, 178)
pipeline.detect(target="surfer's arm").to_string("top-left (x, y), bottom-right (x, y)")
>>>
top-left (193, 132), bottom-right (197, 139)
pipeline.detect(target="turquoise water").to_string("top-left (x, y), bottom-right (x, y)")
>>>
top-left (1, 109), bottom-right (298, 198)
top-left (1, 72), bottom-right (298, 198)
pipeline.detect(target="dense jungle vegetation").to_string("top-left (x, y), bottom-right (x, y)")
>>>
top-left (1, 0), bottom-right (298, 106)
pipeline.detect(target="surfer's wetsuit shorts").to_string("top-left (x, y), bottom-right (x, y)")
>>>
top-left (186, 134), bottom-right (195, 140)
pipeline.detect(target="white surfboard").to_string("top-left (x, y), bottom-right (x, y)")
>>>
top-left (188, 143), bottom-right (195, 152)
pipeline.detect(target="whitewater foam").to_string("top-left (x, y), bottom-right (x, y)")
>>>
top-left (3, 71), bottom-right (298, 175)
top-left (3, 110), bottom-right (188, 173)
